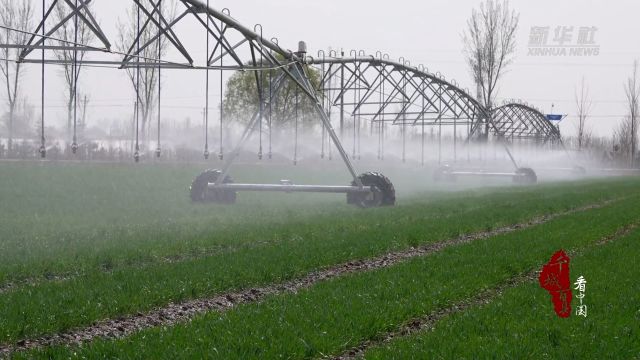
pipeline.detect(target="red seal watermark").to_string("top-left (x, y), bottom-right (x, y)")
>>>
top-left (539, 249), bottom-right (572, 318)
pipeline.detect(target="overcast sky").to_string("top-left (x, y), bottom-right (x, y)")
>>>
top-left (10, 0), bottom-right (640, 138)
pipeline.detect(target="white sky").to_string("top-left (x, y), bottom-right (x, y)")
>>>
top-left (9, 0), bottom-right (640, 138)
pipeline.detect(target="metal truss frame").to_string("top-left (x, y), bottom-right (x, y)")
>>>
top-left (0, 0), bottom-right (561, 172)
top-left (308, 54), bottom-right (491, 163)
top-left (491, 103), bottom-right (562, 143)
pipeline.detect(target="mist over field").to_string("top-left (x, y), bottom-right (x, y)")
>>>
top-left (1, 0), bottom-right (639, 358)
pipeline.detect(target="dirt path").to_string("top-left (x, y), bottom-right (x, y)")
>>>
top-left (0, 199), bottom-right (620, 357)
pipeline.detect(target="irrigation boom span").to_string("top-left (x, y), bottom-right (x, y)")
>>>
top-left (0, 0), bottom-right (560, 206)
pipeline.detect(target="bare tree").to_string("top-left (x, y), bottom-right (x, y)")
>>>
top-left (624, 60), bottom-right (640, 166)
top-left (0, 0), bottom-right (33, 152)
top-left (574, 77), bottom-right (592, 150)
top-left (116, 3), bottom-right (173, 150)
top-left (52, 2), bottom-right (95, 146)
top-left (614, 115), bottom-right (633, 163)
top-left (463, 0), bottom-right (519, 138)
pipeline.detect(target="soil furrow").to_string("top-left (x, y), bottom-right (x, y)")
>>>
top-left (0, 197), bottom-right (624, 296)
top-left (0, 199), bottom-right (620, 357)
top-left (331, 222), bottom-right (639, 360)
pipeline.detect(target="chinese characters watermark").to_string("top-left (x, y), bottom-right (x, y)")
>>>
top-left (528, 26), bottom-right (600, 57)
top-left (574, 275), bottom-right (587, 317)
top-left (539, 249), bottom-right (572, 318)
top-left (539, 250), bottom-right (590, 318)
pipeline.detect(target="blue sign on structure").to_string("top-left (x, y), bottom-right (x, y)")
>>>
top-left (546, 114), bottom-right (564, 121)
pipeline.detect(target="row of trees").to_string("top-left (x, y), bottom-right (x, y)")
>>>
top-left (573, 61), bottom-right (640, 166)
top-left (620, 61), bottom-right (640, 165)
top-left (462, 0), bottom-right (640, 166)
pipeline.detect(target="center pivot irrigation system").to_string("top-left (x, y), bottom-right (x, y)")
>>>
top-left (1, 0), bottom-right (562, 207)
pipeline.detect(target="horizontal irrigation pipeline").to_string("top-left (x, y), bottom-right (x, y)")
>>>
top-left (332, 221), bottom-right (640, 360)
top-left (0, 198), bottom-right (625, 357)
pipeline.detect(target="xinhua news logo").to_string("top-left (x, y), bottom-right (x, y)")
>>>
top-left (528, 26), bottom-right (600, 57)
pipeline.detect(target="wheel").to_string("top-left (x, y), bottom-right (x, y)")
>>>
top-left (513, 167), bottom-right (537, 184)
top-left (433, 165), bottom-right (456, 182)
top-left (347, 172), bottom-right (396, 208)
top-left (190, 169), bottom-right (237, 204)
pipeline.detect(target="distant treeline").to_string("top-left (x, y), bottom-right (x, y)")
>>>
top-left (0, 140), bottom-right (217, 163)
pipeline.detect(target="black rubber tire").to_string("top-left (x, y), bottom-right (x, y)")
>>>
top-left (513, 167), bottom-right (537, 185)
top-left (190, 169), bottom-right (237, 204)
top-left (347, 172), bottom-right (396, 208)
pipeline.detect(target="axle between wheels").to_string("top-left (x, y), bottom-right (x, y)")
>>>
top-left (190, 169), bottom-right (396, 208)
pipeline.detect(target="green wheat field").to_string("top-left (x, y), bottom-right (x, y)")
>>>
top-left (0, 161), bottom-right (638, 359)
